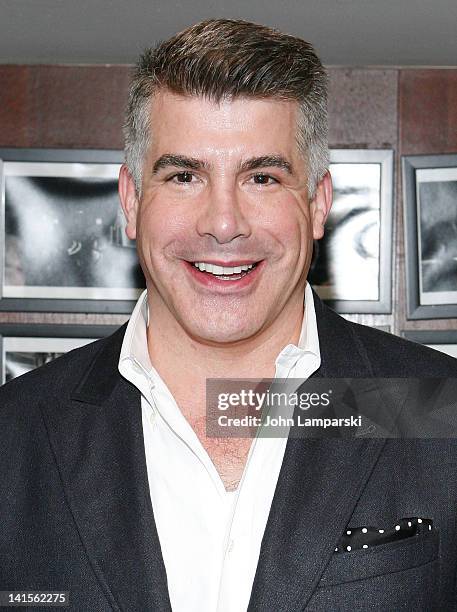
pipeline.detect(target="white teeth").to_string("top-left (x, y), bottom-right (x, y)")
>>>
top-left (209, 264), bottom-right (224, 274)
top-left (193, 262), bottom-right (256, 275)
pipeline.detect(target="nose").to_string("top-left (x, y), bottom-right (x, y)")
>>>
top-left (196, 183), bottom-right (252, 244)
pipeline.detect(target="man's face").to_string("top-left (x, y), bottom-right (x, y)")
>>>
top-left (120, 90), bottom-right (331, 345)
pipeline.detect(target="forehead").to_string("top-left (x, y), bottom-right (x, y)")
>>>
top-left (148, 90), bottom-right (301, 159)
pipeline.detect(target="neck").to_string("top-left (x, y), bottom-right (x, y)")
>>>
top-left (145, 287), bottom-right (307, 429)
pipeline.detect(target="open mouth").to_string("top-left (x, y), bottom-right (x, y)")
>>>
top-left (184, 259), bottom-right (264, 287)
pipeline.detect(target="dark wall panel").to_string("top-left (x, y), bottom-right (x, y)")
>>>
top-left (0, 66), bottom-right (32, 146)
top-left (0, 65), bottom-right (130, 149)
top-left (399, 70), bottom-right (457, 155)
top-left (329, 68), bottom-right (398, 148)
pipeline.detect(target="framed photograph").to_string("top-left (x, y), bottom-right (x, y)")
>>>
top-left (0, 148), bottom-right (145, 313)
top-left (402, 154), bottom-right (457, 319)
top-left (0, 323), bottom-right (120, 385)
top-left (403, 330), bottom-right (457, 360)
top-left (309, 149), bottom-right (394, 313)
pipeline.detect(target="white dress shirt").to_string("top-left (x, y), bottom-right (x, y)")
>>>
top-left (118, 282), bottom-right (321, 612)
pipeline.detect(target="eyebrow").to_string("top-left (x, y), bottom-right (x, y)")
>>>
top-left (152, 154), bottom-right (209, 174)
top-left (238, 156), bottom-right (293, 175)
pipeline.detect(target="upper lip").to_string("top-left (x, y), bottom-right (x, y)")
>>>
top-left (188, 259), bottom-right (262, 266)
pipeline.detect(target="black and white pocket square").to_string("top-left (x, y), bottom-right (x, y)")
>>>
top-left (335, 516), bottom-right (433, 553)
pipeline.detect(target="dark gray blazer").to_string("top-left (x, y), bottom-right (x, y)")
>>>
top-left (1, 292), bottom-right (457, 611)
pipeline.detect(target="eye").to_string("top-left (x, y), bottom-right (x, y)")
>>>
top-left (169, 171), bottom-right (195, 183)
top-left (251, 173), bottom-right (278, 185)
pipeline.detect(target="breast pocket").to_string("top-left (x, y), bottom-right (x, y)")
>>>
top-left (307, 530), bottom-right (440, 611)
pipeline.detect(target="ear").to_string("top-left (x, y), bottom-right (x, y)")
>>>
top-left (310, 170), bottom-right (333, 240)
top-left (118, 164), bottom-right (139, 240)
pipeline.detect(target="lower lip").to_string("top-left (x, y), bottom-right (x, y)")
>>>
top-left (184, 261), bottom-right (264, 290)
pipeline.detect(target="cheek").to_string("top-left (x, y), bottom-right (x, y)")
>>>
top-left (135, 200), bottom-right (191, 262)
top-left (262, 200), bottom-right (311, 249)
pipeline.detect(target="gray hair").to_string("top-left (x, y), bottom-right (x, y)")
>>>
top-left (124, 18), bottom-right (328, 198)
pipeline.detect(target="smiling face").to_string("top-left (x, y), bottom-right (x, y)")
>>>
top-left (119, 90), bottom-right (331, 346)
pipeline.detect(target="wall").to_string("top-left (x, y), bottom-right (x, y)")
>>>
top-left (0, 65), bottom-right (456, 334)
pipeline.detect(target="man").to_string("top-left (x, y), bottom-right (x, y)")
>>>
top-left (1, 18), bottom-right (457, 612)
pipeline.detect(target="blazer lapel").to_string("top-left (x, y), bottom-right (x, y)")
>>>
top-left (248, 292), bottom-right (387, 612)
top-left (40, 326), bottom-right (172, 612)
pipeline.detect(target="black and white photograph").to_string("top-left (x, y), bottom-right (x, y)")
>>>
top-left (0, 324), bottom-right (120, 385)
top-left (417, 171), bottom-right (457, 302)
top-left (0, 149), bottom-right (145, 313)
top-left (403, 154), bottom-right (457, 319)
top-left (309, 149), bottom-right (393, 313)
top-left (2, 336), bottom-right (88, 384)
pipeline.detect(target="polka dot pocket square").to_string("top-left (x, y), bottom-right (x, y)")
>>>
top-left (335, 517), bottom-right (433, 553)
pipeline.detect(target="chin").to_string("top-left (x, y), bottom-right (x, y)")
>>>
top-left (187, 318), bottom-right (257, 345)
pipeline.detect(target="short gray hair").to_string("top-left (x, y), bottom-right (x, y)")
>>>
top-left (124, 18), bottom-right (328, 198)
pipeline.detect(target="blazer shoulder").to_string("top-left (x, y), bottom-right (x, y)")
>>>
top-left (346, 319), bottom-right (457, 377)
top-left (313, 290), bottom-right (457, 377)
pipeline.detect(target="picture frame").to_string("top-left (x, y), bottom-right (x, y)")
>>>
top-left (402, 154), bottom-right (457, 319)
top-left (0, 323), bottom-right (120, 385)
top-left (0, 148), bottom-right (145, 314)
top-left (402, 330), bottom-right (457, 360)
top-left (309, 149), bottom-right (394, 314)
